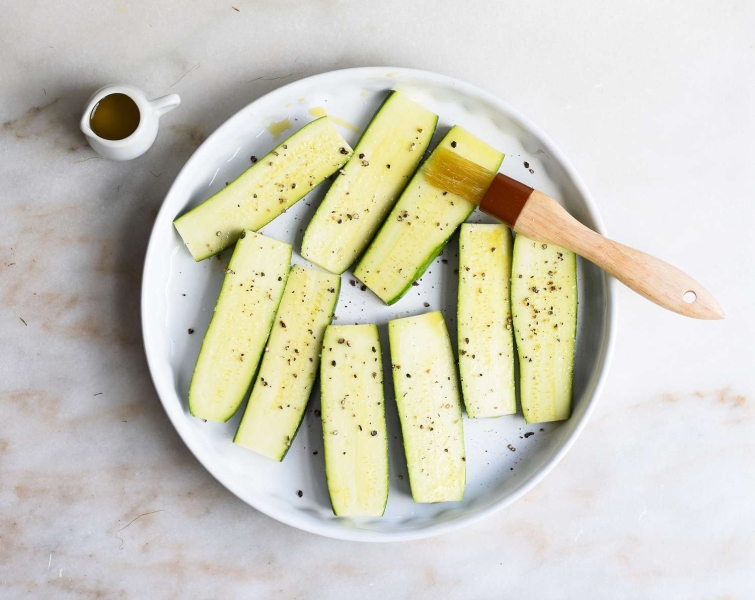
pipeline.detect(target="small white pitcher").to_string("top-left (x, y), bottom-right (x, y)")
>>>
top-left (80, 84), bottom-right (180, 161)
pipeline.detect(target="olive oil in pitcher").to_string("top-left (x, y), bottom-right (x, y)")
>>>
top-left (89, 93), bottom-right (140, 140)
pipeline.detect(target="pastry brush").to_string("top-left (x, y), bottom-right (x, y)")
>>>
top-left (425, 148), bottom-right (724, 319)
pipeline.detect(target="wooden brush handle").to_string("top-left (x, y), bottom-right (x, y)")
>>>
top-left (515, 191), bottom-right (724, 320)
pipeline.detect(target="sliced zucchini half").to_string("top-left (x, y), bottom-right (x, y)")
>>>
top-left (234, 265), bottom-right (341, 460)
top-left (188, 231), bottom-right (291, 422)
top-left (458, 223), bottom-right (516, 418)
top-left (511, 235), bottom-right (577, 423)
top-left (301, 91), bottom-right (438, 274)
top-left (174, 117), bottom-right (352, 261)
top-left (388, 311), bottom-right (465, 503)
top-left (320, 324), bottom-right (388, 516)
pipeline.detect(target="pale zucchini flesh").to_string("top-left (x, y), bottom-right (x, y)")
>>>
top-left (301, 91), bottom-right (438, 274)
top-left (511, 235), bottom-right (577, 423)
top-left (188, 231), bottom-right (291, 422)
top-left (174, 117), bottom-right (353, 261)
top-left (320, 324), bottom-right (388, 517)
top-left (354, 126), bottom-right (504, 305)
top-left (388, 311), bottom-right (465, 503)
top-left (458, 224), bottom-right (516, 418)
top-left (233, 265), bottom-right (341, 460)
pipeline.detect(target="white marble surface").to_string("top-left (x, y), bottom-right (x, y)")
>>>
top-left (1, 1), bottom-right (752, 598)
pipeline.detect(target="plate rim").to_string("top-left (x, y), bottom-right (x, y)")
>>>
top-left (141, 66), bottom-right (618, 542)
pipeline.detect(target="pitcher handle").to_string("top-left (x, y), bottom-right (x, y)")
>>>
top-left (150, 93), bottom-right (181, 118)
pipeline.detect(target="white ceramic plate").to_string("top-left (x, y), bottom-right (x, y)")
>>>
top-left (142, 67), bottom-right (617, 541)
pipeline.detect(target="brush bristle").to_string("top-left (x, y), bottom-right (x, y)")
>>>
top-left (423, 147), bottom-right (497, 205)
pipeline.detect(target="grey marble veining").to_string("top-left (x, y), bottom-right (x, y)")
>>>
top-left (1, 1), bottom-right (753, 598)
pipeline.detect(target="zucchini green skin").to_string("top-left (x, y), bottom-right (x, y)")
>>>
top-left (233, 265), bottom-right (341, 460)
top-left (174, 117), bottom-right (353, 261)
top-left (457, 224), bottom-right (516, 418)
top-left (388, 311), bottom-right (465, 503)
top-left (353, 126), bottom-right (504, 305)
top-left (301, 91), bottom-right (438, 274)
top-left (511, 235), bottom-right (578, 424)
top-left (320, 324), bottom-right (388, 516)
top-left (188, 231), bottom-right (292, 422)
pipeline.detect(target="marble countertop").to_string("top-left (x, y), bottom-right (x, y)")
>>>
top-left (1, 1), bottom-right (752, 598)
